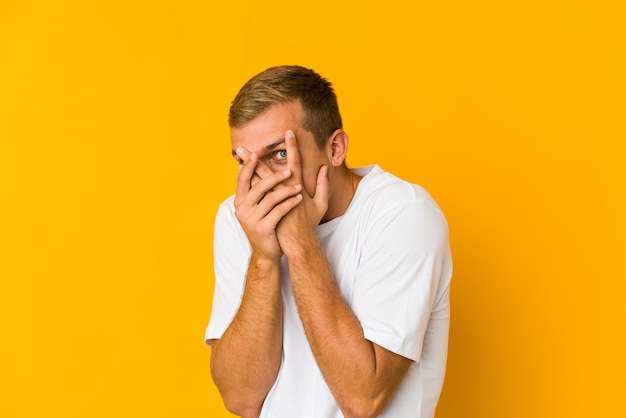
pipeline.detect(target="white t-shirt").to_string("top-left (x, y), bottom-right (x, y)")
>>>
top-left (206, 165), bottom-right (452, 417)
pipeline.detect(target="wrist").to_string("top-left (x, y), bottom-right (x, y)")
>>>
top-left (250, 251), bottom-right (282, 270)
top-left (281, 233), bottom-right (319, 260)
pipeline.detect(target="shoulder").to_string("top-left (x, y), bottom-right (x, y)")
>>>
top-left (214, 194), bottom-right (241, 233)
top-left (354, 165), bottom-right (447, 225)
top-left (351, 167), bottom-right (450, 257)
top-left (216, 194), bottom-right (236, 219)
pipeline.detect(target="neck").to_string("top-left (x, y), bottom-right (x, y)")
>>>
top-left (321, 165), bottom-right (362, 224)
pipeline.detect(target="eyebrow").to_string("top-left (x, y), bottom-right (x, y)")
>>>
top-left (231, 138), bottom-right (286, 158)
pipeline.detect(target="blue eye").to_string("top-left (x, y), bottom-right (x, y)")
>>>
top-left (274, 150), bottom-right (287, 160)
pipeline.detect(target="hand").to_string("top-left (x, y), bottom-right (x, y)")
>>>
top-left (235, 146), bottom-right (274, 188)
top-left (276, 130), bottom-right (329, 255)
top-left (233, 148), bottom-right (303, 261)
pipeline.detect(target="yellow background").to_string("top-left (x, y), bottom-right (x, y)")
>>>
top-left (1, 1), bottom-right (624, 417)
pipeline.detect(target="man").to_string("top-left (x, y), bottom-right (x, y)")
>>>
top-left (205, 65), bottom-right (452, 418)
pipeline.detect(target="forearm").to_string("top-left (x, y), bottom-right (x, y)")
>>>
top-left (210, 254), bottom-right (283, 417)
top-left (287, 240), bottom-right (406, 418)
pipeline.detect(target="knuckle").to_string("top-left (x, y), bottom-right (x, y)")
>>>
top-left (234, 207), bottom-right (247, 222)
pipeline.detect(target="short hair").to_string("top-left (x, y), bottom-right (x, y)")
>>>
top-left (228, 65), bottom-right (343, 149)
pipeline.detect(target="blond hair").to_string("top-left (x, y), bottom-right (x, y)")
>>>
top-left (228, 65), bottom-right (343, 148)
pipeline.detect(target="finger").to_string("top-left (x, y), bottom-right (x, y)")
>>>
top-left (264, 193), bottom-right (303, 229)
top-left (285, 130), bottom-right (302, 183)
top-left (236, 162), bottom-right (260, 181)
top-left (242, 168), bottom-right (293, 209)
top-left (256, 183), bottom-right (302, 216)
top-left (236, 146), bottom-right (274, 180)
top-left (250, 171), bottom-right (263, 188)
top-left (236, 146), bottom-right (288, 191)
top-left (236, 177), bottom-right (300, 230)
top-left (234, 152), bottom-right (258, 206)
top-left (313, 165), bottom-right (330, 211)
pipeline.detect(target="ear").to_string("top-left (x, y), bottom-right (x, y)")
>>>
top-left (328, 129), bottom-right (349, 167)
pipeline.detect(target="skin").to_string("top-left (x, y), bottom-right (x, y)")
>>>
top-left (210, 101), bottom-right (411, 418)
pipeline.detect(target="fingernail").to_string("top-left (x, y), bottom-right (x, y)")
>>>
top-left (286, 130), bottom-right (294, 139)
top-left (282, 169), bottom-right (291, 176)
top-left (294, 184), bottom-right (302, 191)
top-left (236, 147), bottom-right (245, 156)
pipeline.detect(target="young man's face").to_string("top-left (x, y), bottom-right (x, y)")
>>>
top-left (230, 100), bottom-right (329, 197)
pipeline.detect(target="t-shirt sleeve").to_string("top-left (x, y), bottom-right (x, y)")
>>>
top-left (351, 198), bottom-right (451, 362)
top-left (205, 199), bottom-right (250, 345)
